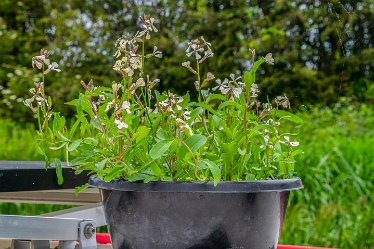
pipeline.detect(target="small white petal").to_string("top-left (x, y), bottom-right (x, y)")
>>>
top-left (290, 141), bottom-right (299, 147)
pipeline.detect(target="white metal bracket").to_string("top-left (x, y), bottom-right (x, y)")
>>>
top-left (0, 215), bottom-right (98, 249)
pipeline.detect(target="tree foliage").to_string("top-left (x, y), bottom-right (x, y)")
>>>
top-left (0, 0), bottom-right (373, 121)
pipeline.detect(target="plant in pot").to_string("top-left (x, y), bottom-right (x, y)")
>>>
top-left (25, 15), bottom-right (303, 249)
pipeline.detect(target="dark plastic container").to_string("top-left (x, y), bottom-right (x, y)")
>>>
top-left (89, 177), bottom-right (303, 249)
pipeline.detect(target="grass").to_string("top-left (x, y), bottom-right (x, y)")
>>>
top-left (0, 119), bottom-right (70, 215)
top-left (281, 103), bottom-right (374, 248)
top-left (0, 119), bottom-right (42, 161)
top-left (0, 104), bottom-right (373, 248)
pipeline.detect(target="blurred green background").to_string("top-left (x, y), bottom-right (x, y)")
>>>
top-left (0, 0), bottom-right (373, 248)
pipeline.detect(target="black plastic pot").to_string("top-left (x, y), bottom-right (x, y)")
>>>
top-left (89, 177), bottom-right (302, 249)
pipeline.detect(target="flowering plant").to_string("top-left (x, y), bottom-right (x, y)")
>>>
top-left (25, 15), bottom-right (303, 188)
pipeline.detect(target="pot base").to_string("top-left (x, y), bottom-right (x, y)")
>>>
top-left (89, 177), bottom-right (302, 249)
top-left (100, 190), bottom-right (289, 249)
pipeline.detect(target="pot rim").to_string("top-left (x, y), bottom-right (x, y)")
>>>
top-left (89, 176), bottom-right (303, 193)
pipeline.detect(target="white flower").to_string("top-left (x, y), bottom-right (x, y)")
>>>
top-left (183, 110), bottom-right (191, 120)
top-left (112, 83), bottom-right (121, 93)
top-left (205, 72), bottom-right (215, 81)
top-left (199, 49), bottom-right (214, 63)
top-left (23, 97), bottom-right (35, 109)
top-left (232, 87), bottom-right (242, 98)
top-left (182, 61), bottom-right (191, 68)
top-left (136, 78), bottom-right (145, 87)
top-left (264, 53), bottom-right (274, 65)
top-left (31, 49), bottom-right (51, 69)
top-left (213, 78), bottom-right (229, 92)
top-left (284, 136), bottom-right (299, 147)
top-left (35, 96), bottom-right (45, 106)
top-left (113, 60), bottom-right (122, 72)
top-left (105, 100), bottom-right (114, 112)
top-left (176, 118), bottom-right (193, 135)
top-left (44, 62), bottom-right (61, 74)
top-left (250, 84), bottom-right (260, 97)
top-left (276, 95), bottom-right (290, 109)
top-left (32, 55), bottom-right (50, 69)
top-left (114, 50), bottom-right (121, 58)
top-left (122, 101), bottom-right (131, 114)
top-left (194, 81), bottom-right (200, 91)
top-left (129, 78), bottom-right (145, 94)
top-left (152, 46), bottom-right (163, 58)
top-left (264, 135), bottom-right (270, 144)
top-left (114, 118), bottom-right (128, 130)
top-left (129, 56), bottom-right (142, 69)
top-left (124, 67), bottom-right (134, 77)
top-left (290, 141), bottom-right (300, 147)
top-left (185, 37), bottom-right (213, 63)
top-left (99, 95), bottom-right (106, 101)
top-left (182, 61), bottom-right (197, 75)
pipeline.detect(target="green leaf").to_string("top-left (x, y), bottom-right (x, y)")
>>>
top-left (202, 160), bottom-right (221, 186)
top-left (151, 164), bottom-right (162, 177)
top-left (189, 107), bottom-right (203, 120)
top-left (68, 139), bottom-right (82, 151)
top-left (149, 140), bottom-right (174, 159)
top-left (247, 124), bottom-right (277, 139)
top-left (52, 113), bottom-right (66, 132)
top-left (68, 119), bottom-right (81, 139)
top-left (90, 118), bottom-right (103, 132)
top-left (244, 57), bottom-right (265, 93)
top-left (186, 134), bottom-right (207, 152)
top-left (218, 100), bottom-right (244, 112)
top-left (104, 167), bottom-right (125, 182)
top-left (192, 102), bottom-right (219, 116)
top-left (54, 158), bottom-right (64, 185)
top-left (135, 126), bottom-right (150, 144)
top-left (179, 134), bottom-right (207, 159)
top-left (206, 93), bottom-right (226, 103)
top-left (244, 71), bottom-right (255, 89)
top-left (223, 142), bottom-right (236, 164)
top-left (252, 57), bottom-right (265, 74)
top-left (290, 149), bottom-right (303, 157)
top-left (75, 183), bottom-right (89, 195)
top-left (49, 142), bottom-right (67, 150)
top-left (56, 131), bottom-right (70, 142)
top-left (83, 137), bottom-right (98, 145)
top-left (269, 110), bottom-right (304, 125)
top-left (67, 94), bottom-right (94, 117)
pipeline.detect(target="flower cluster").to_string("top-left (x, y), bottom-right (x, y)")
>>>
top-left (113, 15), bottom-right (162, 78)
top-left (185, 36), bottom-right (214, 63)
top-left (24, 49), bottom-right (60, 113)
top-left (157, 92), bottom-right (192, 134)
top-left (23, 82), bottom-right (45, 113)
top-left (32, 49), bottom-right (61, 74)
top-left (213, 74), bottom-right (244, 98)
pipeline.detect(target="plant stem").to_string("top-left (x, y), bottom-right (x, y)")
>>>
top-left (180, 139), bottom-right (200, 180)
top-left (229, 162), bottom-right (233, 181)
top-left (196, 60), bottom-right (210, 135)
top-left (41, 64), bottom-right (45, 96)
top-left (37, 106), bottom-right (42, 132)
top-left (119, 135), bottom-right (124, 156)
top-left (65, 143), bottom-right (69, 166)
top-left (196, 60), bottom-right (202, 102)
top-left (88, 94), bottom-right (107, 137)
top-left (244, 94), bottom-right (249, 145)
